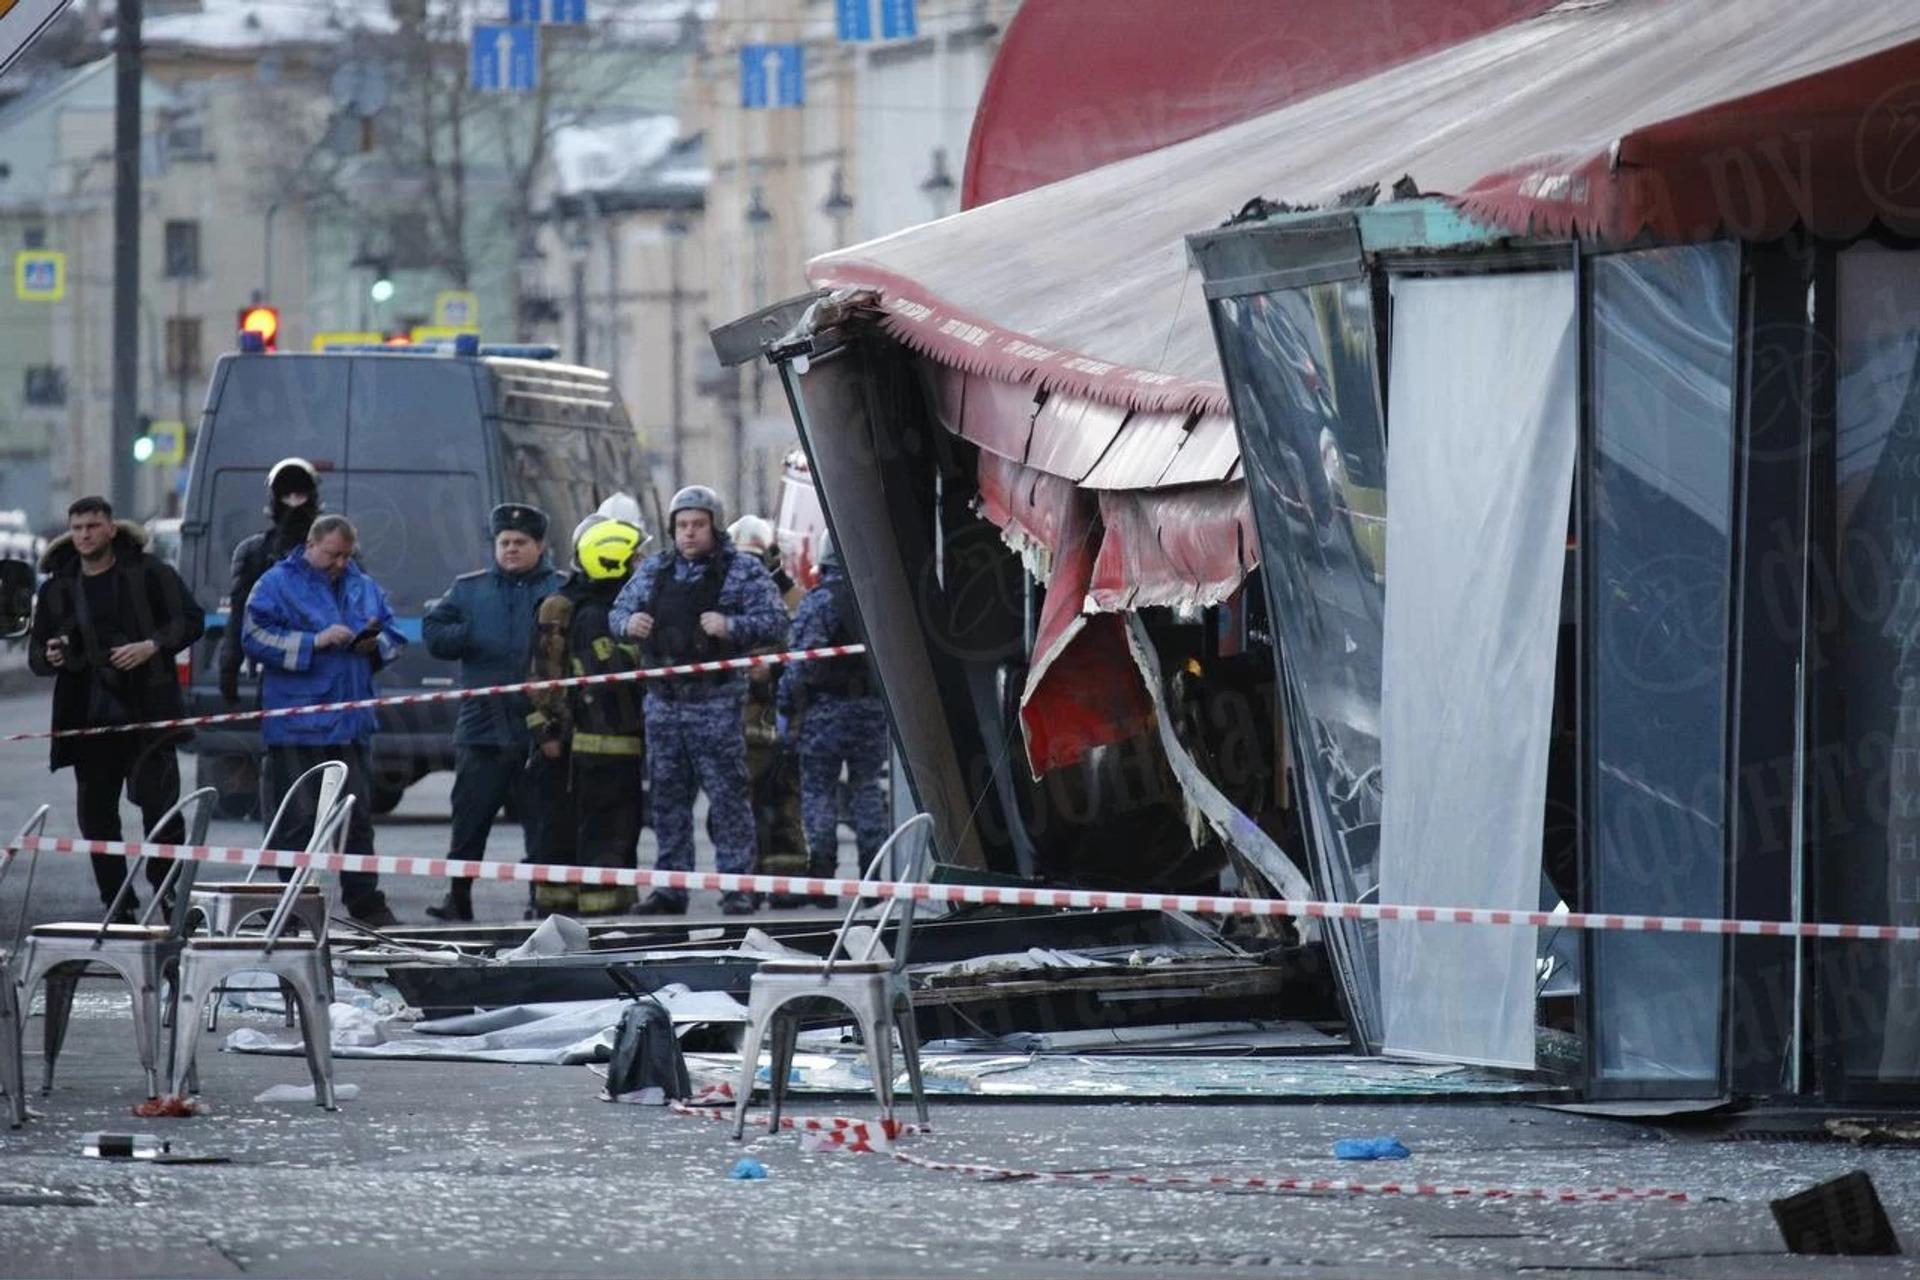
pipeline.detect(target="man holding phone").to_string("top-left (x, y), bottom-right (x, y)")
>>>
top-left (29, 496), bottom-right (204, 918)
top-left (243, 513), bottom-right (405, 927)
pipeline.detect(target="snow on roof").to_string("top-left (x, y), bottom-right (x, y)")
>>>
top-left (551, 113), bottom-right (694, 196)
top-left (139, 0), bottom-right (395, 50)
top-left (138, 0), bottom-right (709, 52)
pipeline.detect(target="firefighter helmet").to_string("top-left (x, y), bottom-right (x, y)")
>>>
top-left (576, 519), bottom-right (643, 582)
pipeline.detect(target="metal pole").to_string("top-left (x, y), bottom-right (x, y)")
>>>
top-left (668, 231), bottom-right (685, 484)
top-left (570, 258), bottom-right (587, 366)
top-left (111, 0), bottom-right (142, 513)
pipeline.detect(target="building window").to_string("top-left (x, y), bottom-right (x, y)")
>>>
top-left (22, 226), bottom-right (46, 249)
top-left (165, 317), bottom-right (203, 380)
top-left (388, 213), bottom-right (433, 270)
top-left (23, 365), bottom-right (66, 407)
top-left (163, 220), bottom-right (200, 278)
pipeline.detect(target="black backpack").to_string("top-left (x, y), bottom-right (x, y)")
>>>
top-left (602, 968), bottom-right (690, 1102)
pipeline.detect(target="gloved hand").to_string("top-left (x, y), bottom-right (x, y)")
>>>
top-left (218, 667), bottom-right (240, 707)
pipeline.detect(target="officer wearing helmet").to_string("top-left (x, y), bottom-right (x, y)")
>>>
top-left (610, 485), bottom-right (789, 915)
top-left (218, 457), bottom-right (321, 707)
top-left (726, 514), bottom-right (807, 904)
top-left (524, 510), bottom-right (649, 917)
top-left (779, 528), bottom-right (889, 905)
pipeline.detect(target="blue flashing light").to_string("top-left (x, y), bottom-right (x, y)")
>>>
top-left (454, 333), bottom-right (481, 357)
top-left (312, 342), bottom-right (561, 360)
top-left (237, 331), bottom-right (267, 354)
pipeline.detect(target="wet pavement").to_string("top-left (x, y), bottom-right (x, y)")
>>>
top-left (2, 995), bottom-right (1919, 1279)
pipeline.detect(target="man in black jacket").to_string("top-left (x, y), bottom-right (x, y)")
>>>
top-left (218, 457), bottom-right (320, 705)
top-left (28, 495), bottom-right (206, 916)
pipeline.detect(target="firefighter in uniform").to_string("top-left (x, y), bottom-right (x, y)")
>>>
top-left (726, 514), bottom-right (809, 906)
top-left (610, 486), bottom-right (789, 916)
top-left (422, 503), bottom-right (564, 922)
top-left (779, 529), bottom-right (889, 906)
top-left (525, 515), bottom-right (649, 917)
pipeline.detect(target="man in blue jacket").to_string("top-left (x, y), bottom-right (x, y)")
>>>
top-left (243, 513), bottom-right (406, 927)
top-left (612, 485), bottom-right (789, 915)
top-left (421, 503), bottom-right (564, 921)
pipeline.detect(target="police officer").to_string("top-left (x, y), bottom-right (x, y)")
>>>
top-left (779, 529), bottom-right (888, 906)
top-left (219, 458), bottom-right (321, 708)
top-left (525, 514), bottom-right (648, 917)
top-left (611, 486), bottom-right (789, 916)
top-left (726, 514), bottom-right (808, 905)
top-left (421, 503), bottom-right (565, 922)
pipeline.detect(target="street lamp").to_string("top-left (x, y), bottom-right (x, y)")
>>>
top-left (743, 186), bottom-right (774, 514)
top-left (920, 146), bottom-right (955, 220)
top-left (821, 166), bottom-right (854, 249)
top-left (664, 215), bottom-right (690, 483)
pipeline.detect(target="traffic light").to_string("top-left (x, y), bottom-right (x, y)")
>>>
top-left (238, 304), bottom-right (280, 351)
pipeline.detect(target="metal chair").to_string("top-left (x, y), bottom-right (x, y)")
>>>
top-left (732, 813), bottom-right (935, 1139)
top-left (11, 787), bottom-right (218, 1101)
top-left (188, 761), bottom-right (344, 1029)
top-left (0, 804), bottom-right (51, 1126)
top-left (169, 791), bottom-right (354, 1110)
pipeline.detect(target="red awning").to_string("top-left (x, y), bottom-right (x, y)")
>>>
top-left (816, 4), bottom-right (1920, 415)
top-left (1457, 40), bottom-right (1920, 243)
top-left (962, 0), bottom-right (1557, 209)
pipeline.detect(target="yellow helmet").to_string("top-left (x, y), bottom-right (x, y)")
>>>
top-left (576, 519), bottom-right (642, 582)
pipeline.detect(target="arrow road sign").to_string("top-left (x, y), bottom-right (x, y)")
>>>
top-left (508, 0), bottom-right (584, 24)
top-left (835, 0), bottom-right (871, 41)
top-left (739, 43), bottom-right (804, 109)
top-left (471, 24), bottom-right (538, 93)
top-left (880, 0), bottom-right (917, 39)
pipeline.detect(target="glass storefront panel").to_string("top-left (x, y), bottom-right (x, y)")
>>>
top-left (1823, 244), bottom-right (1920, 1091)
top-left (1586, 243), bottom-right (1739, 1088)
top-left (1214, 279), bottom-right (1388, 1048)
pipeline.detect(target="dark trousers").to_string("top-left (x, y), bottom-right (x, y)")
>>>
top-left (532, 748), bottom-right (641, 915)
top-left (71, 735), bottom-right (181, 904)
top-left (264, 742), bottom-right (381, 906)
top-left (444, 743), bottom-right (544, 907)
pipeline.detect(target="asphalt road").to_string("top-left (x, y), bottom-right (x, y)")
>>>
top-left (4, 679), bottom-right (1920, 1278)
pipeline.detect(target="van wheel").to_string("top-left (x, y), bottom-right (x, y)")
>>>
top-left (199, 752), bottom-right (261, 820)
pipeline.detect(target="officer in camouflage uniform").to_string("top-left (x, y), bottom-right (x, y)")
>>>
top-left (726, 514), bottom-right (809, 907)
top-left (778, 529), bottom-right (889, 906)
top-left (525, 515), bottom-right (648, 917)
top-left (611, 486), bottom-right (789, 916)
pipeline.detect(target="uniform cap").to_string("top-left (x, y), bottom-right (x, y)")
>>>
top-left (491, 503), bottom-right (549, 540)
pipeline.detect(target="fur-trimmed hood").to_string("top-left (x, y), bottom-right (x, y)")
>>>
top-left (39, 519), bottom-right (149, 575)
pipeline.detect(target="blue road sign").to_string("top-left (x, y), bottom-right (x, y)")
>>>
top-left (880, 0), bottom-right (916, 39)
top-left (739, 43), bottom-right (804, 109)
top-left (835, 0), bottom-right (872, 41)
top-left (512, 0), bottom-right (584, 23)
top-left (471, 23), bottom-right (537, 93)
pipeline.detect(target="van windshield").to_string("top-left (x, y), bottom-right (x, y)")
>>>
top-left (343, 470), bottom-right (491, 611)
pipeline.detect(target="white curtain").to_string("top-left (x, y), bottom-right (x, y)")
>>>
top-left (1378, 271), bottom-right (1576, 1069)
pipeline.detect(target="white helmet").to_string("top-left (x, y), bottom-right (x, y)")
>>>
top-left (728, 514), bottom-right (775, 556)
top-left (596, 492), bottom-right (645, 529)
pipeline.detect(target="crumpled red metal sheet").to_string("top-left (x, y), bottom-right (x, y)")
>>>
top-left (976, 448), bottom-right (1079, 552)
top-left (1089, 485), bottom-right (1257, 612)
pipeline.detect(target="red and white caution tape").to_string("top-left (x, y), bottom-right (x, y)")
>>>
top-left (6, 833), bottom-right (1919, 943)
top-left (671, 1098), bottom-right (1688, 1203)
top-left (0, 644), bottom-right (868, 743)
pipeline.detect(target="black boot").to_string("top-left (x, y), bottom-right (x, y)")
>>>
top-left (425, 881), bottom-right (474, 923)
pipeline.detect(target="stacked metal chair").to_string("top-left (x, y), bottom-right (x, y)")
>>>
top-left (11, 787), bottom-right (218, 1101)
top-left (169, 775), bottom-right (354, 1110)
top-left (0, 805), bottom-right (52, 1126)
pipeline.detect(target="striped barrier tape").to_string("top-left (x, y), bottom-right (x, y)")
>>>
top-left (670, 1099), bottom-right (1688, 1203)
top-left (0, 644), bottom-right (869, 743)
top-left (6, 833), bottom-right (1920, 943)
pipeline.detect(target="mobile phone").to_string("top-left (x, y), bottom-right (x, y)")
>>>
top-left (355, 619), bottom-right (382, 640)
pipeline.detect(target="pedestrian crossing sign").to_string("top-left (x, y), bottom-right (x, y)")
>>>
top-left (14, 249), bottom-right (65, 302)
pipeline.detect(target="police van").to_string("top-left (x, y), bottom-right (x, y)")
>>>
top-left (176, 341), bottom-right (658, 816)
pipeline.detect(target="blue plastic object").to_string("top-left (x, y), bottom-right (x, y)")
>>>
top-left (1334, 1136), bottom-right (1411, 1161)
top-left (728, 1156), bottom-right (768, 1180)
